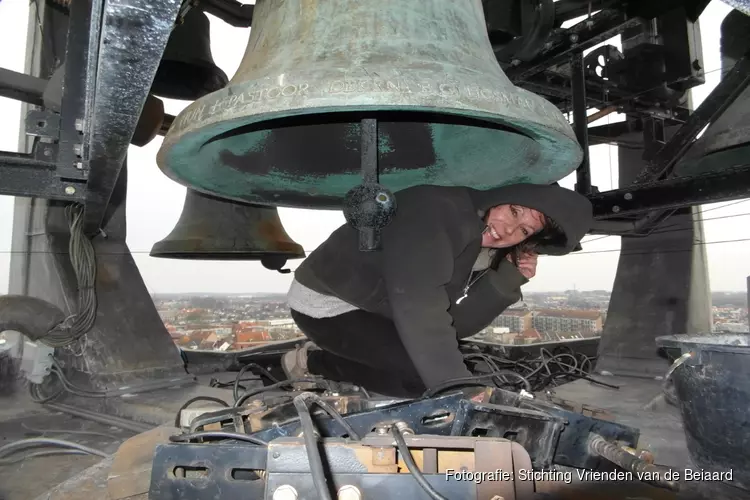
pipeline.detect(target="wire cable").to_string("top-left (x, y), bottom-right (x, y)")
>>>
top-left (169, 431), bottom-right (267, 447)
top-left (233, 363), bottom-right (279, 402)
top-left (174, 396), bottom-right (230, 427)
top-left (38, 204), bottom-right (98, 348)
top-left (303, 393), bottom-right (361, 440)
top-left (0, 438), bottom-right (108, 459)
top-left (391, 425), bottom-right (448, 500)
top-left (0, 449), bottom-right (87, 466)
top-left (234, 378), bottom-right (330, 407)
top-left (293, 393), bottom-right (333, 500)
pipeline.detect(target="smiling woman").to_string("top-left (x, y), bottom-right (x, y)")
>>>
top-left (284, 182), bottom-right (593, 397)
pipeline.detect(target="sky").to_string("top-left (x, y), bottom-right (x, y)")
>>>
top-left (0, 1), bottom-right (748, 294)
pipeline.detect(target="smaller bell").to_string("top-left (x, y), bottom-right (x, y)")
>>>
top-left (151, 190), bottom-right (305, 272)
top-left (151, 8), bottom-right (228, 101)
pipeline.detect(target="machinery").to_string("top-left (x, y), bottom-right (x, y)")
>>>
top-left (1, 0), bottom-right (750, 499)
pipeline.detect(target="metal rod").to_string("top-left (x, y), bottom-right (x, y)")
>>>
top-left (361, 118), bottom-right (379, 185)
top-left (359, 118), bottom-right (380, 251)
top-left (571, 52), bottom-right (592, 195)
top-left (633, 54), bottom-right (750, 185)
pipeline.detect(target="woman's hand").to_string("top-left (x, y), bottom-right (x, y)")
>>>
top-left (508, 251), bottom-right (538, 279)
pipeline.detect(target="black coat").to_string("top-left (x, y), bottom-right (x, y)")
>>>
top-left (294, 183), bottom-right (593, 389)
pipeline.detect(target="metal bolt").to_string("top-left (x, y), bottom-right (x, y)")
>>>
top-left (338, 485), bottom-right (362, 500)
top-left (570, 34), bottom-right (579, 43)
top-left (624, 193), bottom-right (633, 201)
top-left (612, 205), bottom-right (621, 213)
top-left (272, 451), bottom-right (281, 459)
top-left (586, 19), bottom-right (594, 28)
top-left (43, 148), bottom-right (52, 157)
top-left (544, 41), bottom-right (553, 50)
top-left (74, 118), bottom-right (84, 131)
top-left (76, 162), bottom-right (84, 170)
top-left (64, 186), bottom-right (76, 195)
top-left (376, 426), bottom-right (389, 435)
top-left (511, 59), bottom-right (521, 66)
top-left (272, 485), bottom-right (298, 500)
top-left (73, 144), bottom-right (83, 156)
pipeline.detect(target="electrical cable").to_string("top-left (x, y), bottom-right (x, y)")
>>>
top-left (303, 393), bottom-right (361, 440)
top-left (391, 425), bottom-right (448, 500)
top-left (0, 438), bottom-right (108, 459)
top-left (174, 396), bottom-right (230, 427)
top-left (293, 393), bottom-right (333, 500)
top-left (39, 204), bottom-right (98, 348)
top-left (169, 431), bottom-right (267, 447)
top-left (0, 449), bottom-right (87, 466)
top-left (21, 422), bottom-right (124, 440)
top-left (233, 363), bottom-right (279, 402)
top-left (234, 378), bottom-right (330, 407)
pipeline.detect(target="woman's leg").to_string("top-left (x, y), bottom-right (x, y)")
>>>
top-left (290, 309), bottom-right (426, 397)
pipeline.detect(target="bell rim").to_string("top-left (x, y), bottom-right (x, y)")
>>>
top-left (158, 73), bottom-right (583, 207)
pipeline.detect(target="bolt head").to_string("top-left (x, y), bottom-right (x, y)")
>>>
top-left (272, 485), bottom-right (298, 500)
top-left (74, 118), bottom-right (84, 131)
top-left (65, 186), bottom-right (76, 195)
top-left (570, 34), bottom-right (579, 43)
top-left (612, 205), bottom-right (621, 213)
top-left (624, 193), bottom-right (633, 201)
top-left (338, 485), bottom-right (362, 500)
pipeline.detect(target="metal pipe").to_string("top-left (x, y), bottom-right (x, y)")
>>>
top-left (571, 52), bottom-right (592, 195)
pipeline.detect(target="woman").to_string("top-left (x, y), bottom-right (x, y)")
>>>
top-left (284, 182), bottom-right (593, 397)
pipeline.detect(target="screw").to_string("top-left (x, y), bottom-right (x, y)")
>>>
top-left (272, 485), bottom-right (298, 500)
top-left (624, 193), bottom-right (633, 200)
top-left (338, 485), bottom-right (362, 500)
top-left (64, 186), bottom-right (76, 195)
top-left (76, 161), bottom-right (84, 170)
top-left (74, 118), bottom-right (84, 131)
top-left (272, 451), bottom-right (281, 459)
top-left (376, 426), bottom-right (389, 435)
top-left (612, 205), bottom-right (621, 213)
top-left (570, 34), bottom-right (579, 43)
top-left (73, 144), bottom-right (83, 156)
top-left (43, 148), bottom-right (52, 157)
top-left (511, 59), bottom-right (521, 66)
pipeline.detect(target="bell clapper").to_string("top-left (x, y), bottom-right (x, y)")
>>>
top-left (343, 118), bottom-right (397, 252)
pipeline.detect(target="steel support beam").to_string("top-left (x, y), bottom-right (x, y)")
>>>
top-left (590, 164), bottom-right (750, 218)
top-left (81, 0), bottom-right (182, 235)
top-left (0, 67), bottom-right (46, 107)
top-left (571, 52), bottom-right (592, 195)
top-left (505, 10), bottom-right (644, 84)
top-left (632, 54), bottom-right (750, 184)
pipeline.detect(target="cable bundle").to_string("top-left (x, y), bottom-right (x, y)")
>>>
top-left (41, 204), bottom-right (98, 348)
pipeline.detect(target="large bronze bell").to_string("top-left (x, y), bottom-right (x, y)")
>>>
top-left (157, 0), bottom-right (582, 209)
top-left (151, 8), bottom-right (229, 101)
top-left (150, 190), bottom-right (306, 272)
top-left (673, 10), bottom-right (750, 177)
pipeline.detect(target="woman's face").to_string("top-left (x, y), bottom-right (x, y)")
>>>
top-left (481, 204), bottom-right (546, 248)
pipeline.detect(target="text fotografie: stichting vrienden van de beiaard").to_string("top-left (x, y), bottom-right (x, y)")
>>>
top-left (445, 468), bottom-right (734, 484)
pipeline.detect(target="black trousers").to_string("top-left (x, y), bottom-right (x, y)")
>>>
top-left (290, 309), bottom-right (427, 398)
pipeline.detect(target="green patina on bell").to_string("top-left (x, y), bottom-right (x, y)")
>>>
top-left (157, 0), bottom-right (582, 209)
